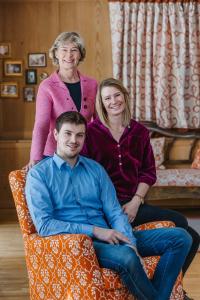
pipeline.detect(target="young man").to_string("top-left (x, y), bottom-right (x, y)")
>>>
top-left (26, 111), bottom-right (191, 300)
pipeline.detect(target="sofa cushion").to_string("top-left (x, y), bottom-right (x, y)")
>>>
top-left (150, 137), bottom-right (165, 169)
top-left (154, 169), bottom-right (200, 186)
top-left (191, 148), bottom-right (200, 169)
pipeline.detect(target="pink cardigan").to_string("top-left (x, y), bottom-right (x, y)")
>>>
top-left (30, 71), bottom-right (98, 161)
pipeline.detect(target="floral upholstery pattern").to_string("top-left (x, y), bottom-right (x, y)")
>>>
top-left (155, 169), bottom-right (200, 187)
top-left (150, 137), bottom-right (166, 169)
top-left (191, 148), bottom-right (200, 169)
top-left (9, 170), bottom-right (183, 300)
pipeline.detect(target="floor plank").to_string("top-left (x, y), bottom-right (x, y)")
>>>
top-left (0, 218), bottom-right (29, 299)
top-left (183, 254), bottom-right (200, 300)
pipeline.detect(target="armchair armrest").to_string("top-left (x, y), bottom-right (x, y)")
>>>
top-left (24, 233), bottom-right (106, 300)
top-left (134, 220), bottom-right (175, 231)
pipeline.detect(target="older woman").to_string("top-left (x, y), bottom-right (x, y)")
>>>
top-left (82, 78), bottom-right (199, 300)
top-left (25, 32), bottom-right (97, 170)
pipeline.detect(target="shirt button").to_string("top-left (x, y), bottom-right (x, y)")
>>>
top-left (119, 162), bottom-right (122, 166)
top-left (118, 154), bottom-right (121, 158)
top-left (84, 97), bottom-right (87, 101)
top-left (84, 105), bottom-right (87, 109)
top-left (117, 144), bottom-right (120, 148)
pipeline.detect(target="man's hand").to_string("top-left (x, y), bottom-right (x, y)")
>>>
top-left (122, 197), bottom-right (141, 223)
top-left (93, 227), bottom-right (131, 245)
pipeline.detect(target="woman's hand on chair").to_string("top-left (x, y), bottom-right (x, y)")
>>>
top-left (23, 160), bottom-right (40, 172)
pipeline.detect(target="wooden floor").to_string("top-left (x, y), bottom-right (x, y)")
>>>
top-left (0, 209), bottom-right (200, 300)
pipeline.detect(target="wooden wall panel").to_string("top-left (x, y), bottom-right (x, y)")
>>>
top-left (0, 0), bottom-right (112, 139)
top-left (59, 0), bottom-right (113, 81)
top-left (0, 1), bottom-right (59, 138)
top-left (0, 0), bottom-right (112, 208)
top-left (0, 140), bottom-right (31, 208)
top-left (0, 4), bottom-right (3, 135)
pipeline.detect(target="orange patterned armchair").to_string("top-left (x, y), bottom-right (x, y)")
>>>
top-left (9, 170), bottom-right (184, 300)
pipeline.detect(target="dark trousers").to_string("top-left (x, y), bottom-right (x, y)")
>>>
top-left (130, 203), bottom-right (200, 275)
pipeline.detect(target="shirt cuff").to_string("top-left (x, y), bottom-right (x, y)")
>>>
top-left (81, 224), bottom-right (94, 237)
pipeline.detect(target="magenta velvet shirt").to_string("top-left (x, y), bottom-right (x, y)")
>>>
top-left (81, 118), bottom-right (156, 202)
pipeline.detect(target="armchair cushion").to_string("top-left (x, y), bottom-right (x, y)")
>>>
top-left (150, 137), bottom-right (166, 169)
top-left (154, 168), bottom-right (200, 187)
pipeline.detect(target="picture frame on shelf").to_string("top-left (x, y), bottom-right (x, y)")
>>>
top-left (25, 69), bottom-right (37, 84)
top-left (4, 60), bottom-right (23, 76)
top-left (0, 82), bottom-right (19, 98)
top-left (23, 87), bottom-right (35, 102)
top-left (0, 42), bottom-right (11, 58)
top-left (28, 53), bottom-right (46, 67)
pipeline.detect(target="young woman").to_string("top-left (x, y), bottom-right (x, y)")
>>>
top-left (82, 78), bottom-right (200, 300)
top-left (25, 32), bottom-right (97, 170)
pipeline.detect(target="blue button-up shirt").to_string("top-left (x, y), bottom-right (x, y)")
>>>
top-left (25, 153), bottom-right (136, 246)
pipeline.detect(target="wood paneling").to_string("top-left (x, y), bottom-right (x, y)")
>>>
top-left (0, 140), bottom-right (31, 208)
top-left (0, 4), bottom-right (3, 135)
top-left (0, 0), bottom-right (112, 139)
top-left (146, 187), bottom-right (200, 209)
top-left (0, 0), bottom-right (112, 208)
top-left (59, 0), bottom-right (112, 81)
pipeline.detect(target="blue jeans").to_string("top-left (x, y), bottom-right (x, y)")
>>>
top-left (93, 227), bottom-right (192, 300)
top-left (132, 203), bottom-right (200, 276)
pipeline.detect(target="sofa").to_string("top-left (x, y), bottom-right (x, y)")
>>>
top-left (143, 122), bottom-right (200, 209)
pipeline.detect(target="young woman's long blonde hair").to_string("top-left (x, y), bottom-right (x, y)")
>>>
top-left (96, 78), bottom-right (132, 127)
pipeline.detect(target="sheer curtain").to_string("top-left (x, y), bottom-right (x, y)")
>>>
top-left (108, 1), bottom-right (200, 128)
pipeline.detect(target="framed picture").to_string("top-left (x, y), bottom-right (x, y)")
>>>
top-left (0, 82), bottom-right (19, 98)
top-left (23, 87), bottom-right (35, 102)
top-left (25, 69), bottom-right (37, 84)
top-left (28, 53), bottom-right (46, 67)
top-left (39, 71), bottom-right (48, 81)
top-left (0, 42), bottom-right (11, 57)
top-left (4, 60), bottom-right (23, 76)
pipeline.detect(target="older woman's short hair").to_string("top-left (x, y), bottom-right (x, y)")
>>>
top-left (96, 78), bottom-right (132, 127)
top-left (49, 32), bottom-right (86, 66)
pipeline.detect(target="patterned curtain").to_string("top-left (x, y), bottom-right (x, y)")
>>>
top-left (108, 1), bottom-right (200, 129)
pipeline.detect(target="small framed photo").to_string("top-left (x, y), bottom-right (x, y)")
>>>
top-left (39, 71), bottom-right (48, 81)
top-left (0, 42), bottom-right (11, 57)
top-left (4, 60), bottom-right (23, 76)
top-left (0, 82), bottom-right (19, 98)
top-left (25, 69), bottom-right (37, 84)
top-left (23, 87), bottom-right (35, 102)
top-left (28, 53), bottom-right (46, 67)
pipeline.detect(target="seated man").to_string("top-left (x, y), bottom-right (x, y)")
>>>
top-left (25, 111), bottom-right (192, 300)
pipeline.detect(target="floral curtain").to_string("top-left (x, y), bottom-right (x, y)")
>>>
top-left (108, 1), bottom-right (200, 128)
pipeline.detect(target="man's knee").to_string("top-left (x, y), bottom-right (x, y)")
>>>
top-left (118, 247), bottom-right (141, 273)
top-left (172, 228), bottom-right (192, 250)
